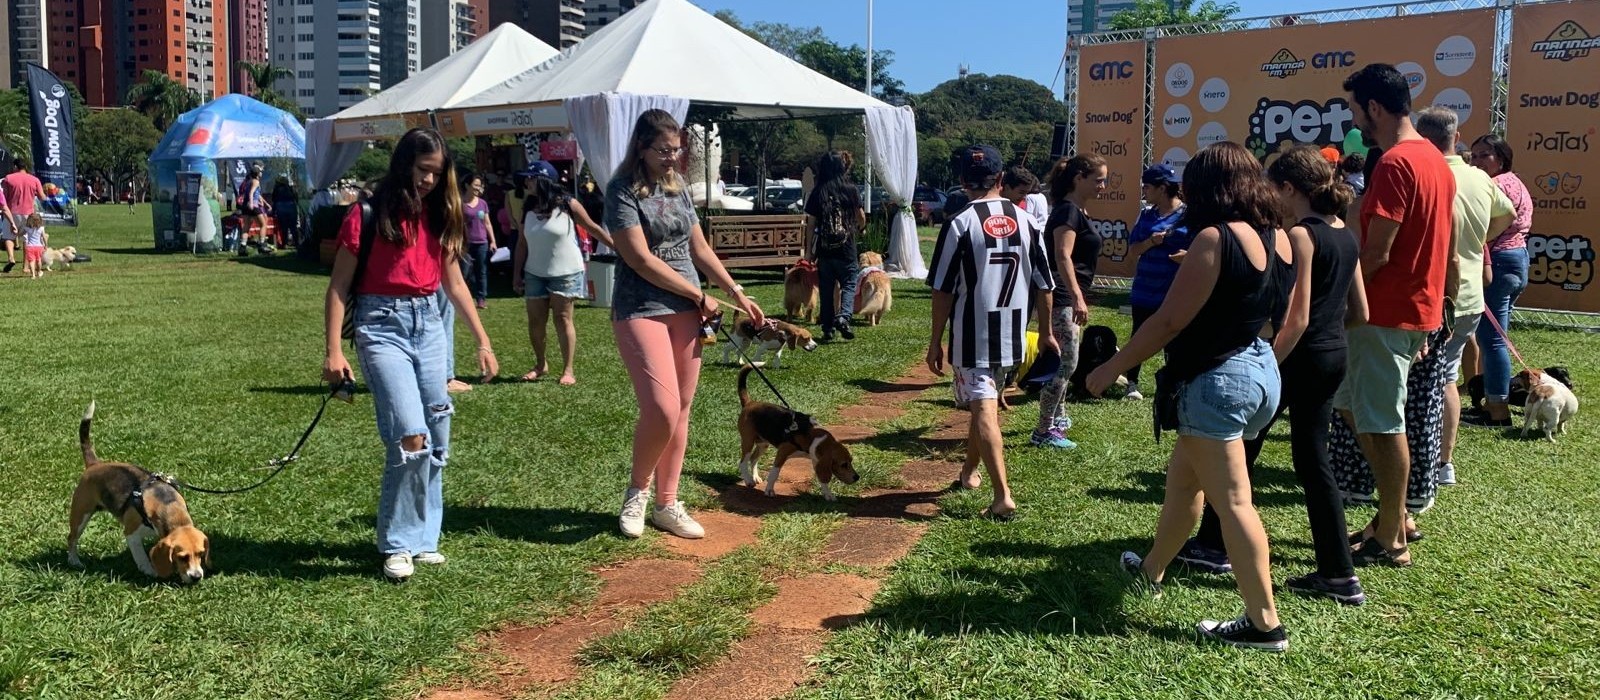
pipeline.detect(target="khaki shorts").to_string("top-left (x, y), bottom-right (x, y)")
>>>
top-left (1334, 324), bottom-right (1427, 435)
top-left (1440, 314), bottom-right (1481, 383)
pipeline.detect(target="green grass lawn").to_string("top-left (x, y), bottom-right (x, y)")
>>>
top-left (2, 206), bottom-right (1597, 698)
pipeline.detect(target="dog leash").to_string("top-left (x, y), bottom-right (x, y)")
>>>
top-left (1479, 309), bottom-right (1533, 374)
top-left (152, 379), bottom-right (353, 496)
top-left (716, 319), bottom-right (798, 413)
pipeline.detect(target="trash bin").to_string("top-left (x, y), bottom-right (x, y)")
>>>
top-left (587, 255), bottom-right (617, 308)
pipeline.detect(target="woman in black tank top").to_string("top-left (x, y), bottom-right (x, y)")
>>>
top-left (1186, 147), bottom-right (1372, 605)
top-left (1085, 142), bottom-right (1293, 650)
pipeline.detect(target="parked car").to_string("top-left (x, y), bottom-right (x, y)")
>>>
top-left (911, 187), bottom-right (948, 226)
top-left (760, 186), bottom-right (805, 212)
top-left (724, 184), bottom-right (753, 200)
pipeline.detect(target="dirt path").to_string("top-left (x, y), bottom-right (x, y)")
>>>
top-left (422, 362), bottom-right (967, 700)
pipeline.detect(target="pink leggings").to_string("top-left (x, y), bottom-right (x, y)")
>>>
top-left (614, 311), bottom-right (703, 506)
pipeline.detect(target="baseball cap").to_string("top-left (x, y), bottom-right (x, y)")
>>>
top-left (1141, 163), bottom-right (1179, 185)
top-left (519, 160), bottom-right (560, 181)
top-left (952, 145), bottom-right (1004, 186)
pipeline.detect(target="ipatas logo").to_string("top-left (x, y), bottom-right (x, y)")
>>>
top-left (982, 215), bottom-right (1018, 239)
top-left (1533, 20), bottom-right (1600, 61)
top-left (1261, 49), bottom-right (1306, 78)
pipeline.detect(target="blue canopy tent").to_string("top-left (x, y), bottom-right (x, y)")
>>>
top-left (149, 95), bottom-right (307, 252)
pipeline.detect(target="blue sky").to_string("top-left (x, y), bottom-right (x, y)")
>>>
top-left (692, 0), bottom-right (1374, 93)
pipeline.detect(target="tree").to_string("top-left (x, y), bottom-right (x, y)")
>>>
top-left (1108, 0), bottom-right (1240, 30)
top-left (125, 70), bottom-right (202, 131)
top-left (237, 61), bottom-right (303, 119)
top-left (912, 74), bottom-right (1069, 185)
top-left (0, 91), bottom-right (30, 160)
top-left (793, 39), bottom-right (906, 149)
top-left (712, 10), bottom-right (826, 60)
top-left (77, 108), bottom-right (162, 202)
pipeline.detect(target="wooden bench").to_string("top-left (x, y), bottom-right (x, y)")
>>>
top-left (706, 214), bottom-right (808, 269)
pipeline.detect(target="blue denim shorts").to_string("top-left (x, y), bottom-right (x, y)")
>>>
top-left (1177, 338), bottom-right (1281, 441)
top-left (524, 270), bottom-right (585, 299)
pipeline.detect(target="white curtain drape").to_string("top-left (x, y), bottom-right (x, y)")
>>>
top-left (865, 105), bottom-right (925, 280)
top-left (305, 118), bottom-right (363, 189)
top-left (563, 93), bottom-right (689, 257)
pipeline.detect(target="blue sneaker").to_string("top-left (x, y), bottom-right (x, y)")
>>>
top-left (1030, 428), bottom-right (1077, 449)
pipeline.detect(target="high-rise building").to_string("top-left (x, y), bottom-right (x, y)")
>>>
top-left (420, 0), bottom-right (479, 70)
top-left (271, 0), bottom-right (421, 118)
top-left (1069, 0), bottom-right (1137, 35)
top-left (2, 0), bottom-right (49, 89)
top-left (45, 0), bottom-right (232, 107)
top-left (580, 0), bottom-right (635, 34)
top-left (488, 0), bottom-right (584, 50)
top-left (228, 0), bottom-right (269, 95)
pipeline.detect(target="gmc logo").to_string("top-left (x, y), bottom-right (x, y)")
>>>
top-left (1312, 51), bottom-right (1356, 69)
top-left (1089, 60), bottom-right (1135, 81)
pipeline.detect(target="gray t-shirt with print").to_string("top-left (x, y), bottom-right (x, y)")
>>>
top-left (604, 174), bottom-right (702, 321)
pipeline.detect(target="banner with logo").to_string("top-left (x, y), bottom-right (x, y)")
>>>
top-left (25, 63), bottom-right (78, 226)
top-left (1150, 10), bottom-right (1495, 178)
top-left (1509, 1), bottom-right (1600, 313)
top-left (1074, 40), bottom-right (1147, 278)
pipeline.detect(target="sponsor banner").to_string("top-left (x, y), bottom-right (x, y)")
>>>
top-left (1074, 40), bottom-right (1145, 278)
top-left (451, 103), bottom-right (570, 136)
top-left (332, 116), bottom-right (407, 142)
top-left (1510, 1), bottom-right (1600, 312)
top-left (25, 64), bottom-right (78, 226)
top-left (1151, 10), bottom-right (1495, 177)
top-left (540, 140), bottom-right (579, 161)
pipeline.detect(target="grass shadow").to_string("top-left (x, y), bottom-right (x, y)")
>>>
top-left (90, 247), bottom-right (172, 256)
top-left (1084, 463), bottom-right (1309, 508)
top-left (19, 535), bottom-right (374, 583)
top-left (234, 253), bottom-right (329, 276)
top-left (441, 505), bottom-right (617, 546)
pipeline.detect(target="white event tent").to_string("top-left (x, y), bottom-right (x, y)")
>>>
top-left (304, 24), bottom-right (559, 190)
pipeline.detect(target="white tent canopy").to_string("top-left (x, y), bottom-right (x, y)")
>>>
top-left (448, 0), bottom-right (890, 129)
top-left (327, 23), bottom-right (558, 142)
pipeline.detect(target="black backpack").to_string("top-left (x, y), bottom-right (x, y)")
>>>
top-left (813, 192), bottom-right (855, 255)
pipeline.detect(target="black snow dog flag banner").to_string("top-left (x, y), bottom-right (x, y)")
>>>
top-left (26, 63), bottom-right (78, 226)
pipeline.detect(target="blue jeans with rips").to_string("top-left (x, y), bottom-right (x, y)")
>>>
top-left (353, 293), bottom-right (452, 556)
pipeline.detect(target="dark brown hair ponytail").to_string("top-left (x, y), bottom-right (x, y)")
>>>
top-left (1267, 145), bottom-right (1353, 217)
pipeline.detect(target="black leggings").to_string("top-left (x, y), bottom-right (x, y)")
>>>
top-left (1126, 305), bottom-right (1158, 389)
top-left (1195, 345), bottom-right (1354, 579)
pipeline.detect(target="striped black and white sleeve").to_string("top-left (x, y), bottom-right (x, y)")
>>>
top-left (926, 219), bottom-right (964, 293)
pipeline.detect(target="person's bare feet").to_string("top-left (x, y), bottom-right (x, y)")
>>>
top-left (558, 373), bottom-right (576, 385)
top-left (981, 498), bottom-right (1018, 521)
top-left (522, 363), bottom-right (548, 382)
top-left (951, 465), bottom-right (981, 491)
top-left (447, 379), bottom-right (472, 393)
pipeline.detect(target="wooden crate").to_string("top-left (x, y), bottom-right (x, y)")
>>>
top-left (706, 214), bottom-right (808, 268)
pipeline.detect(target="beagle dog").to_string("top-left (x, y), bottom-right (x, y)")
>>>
top-left (735, 367), bottom-right (858, 500)
top-left (721, 315), bottom-right (817, 369)
top-left (68, 402), bottom-right (211, 583)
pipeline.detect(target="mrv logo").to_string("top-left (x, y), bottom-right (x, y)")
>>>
top-left (1250, 97), bottom-right (1353, 146)
top-left (1533, 20), bottom-right (1600, 61)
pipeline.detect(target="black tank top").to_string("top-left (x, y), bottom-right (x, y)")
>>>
top-left (1297, 217), bottom-right (1360, 352)
top-left (1165, 223), bottom-right (1293, 381)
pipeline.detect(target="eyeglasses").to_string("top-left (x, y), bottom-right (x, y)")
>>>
top-left (650, 146), bottom-right (684, 157)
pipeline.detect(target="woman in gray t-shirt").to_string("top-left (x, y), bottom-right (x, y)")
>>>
top-left (603, 109), bottom-right (765, 542)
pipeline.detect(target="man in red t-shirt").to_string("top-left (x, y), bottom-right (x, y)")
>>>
top-left (0, 159), bottom-right (42, 273)
top-left (1333, 64), bottom-right (1456, 568)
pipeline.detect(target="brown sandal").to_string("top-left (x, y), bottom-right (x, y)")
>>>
top-left (1351, 537), bottom-right (1412, 567)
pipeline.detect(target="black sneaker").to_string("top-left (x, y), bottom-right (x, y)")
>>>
top-left (838, 321), bottom-right (855, 340)
top-left (1176, 537), bottom-right (1233, 575)
top-left (2, 262), bottom-right (14, 273)
top-left (1285, 572), bottom-right (1366, 606)
top-left (1197, 613), bottom-right (1289, 652)
top-left (1120, 551), bottom-right (1163, 598)
top-left (821, 330), bottom-right (836, 342)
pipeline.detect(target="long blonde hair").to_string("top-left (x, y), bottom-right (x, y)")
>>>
top-left (615, 109), bottom-right (684, 197)
top-left (372, 128), bottom-right (465, 261)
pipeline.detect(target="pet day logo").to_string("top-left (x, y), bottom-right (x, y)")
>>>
top-left (1532, 20), bottom-right (1600, 61)
top-left (1528, 233), bottom-right (1595, 291)
top-left (982, 214), bottom-right (1019, 239)
top-left (1261, 49), bottom-right (1307, 78)
top-left (1092, 217), bottom-right (1132, 262)
top-left (1248, 97), bottom-right (1354, 152)
top-left (1533, 171), bottom-right (1586, 212)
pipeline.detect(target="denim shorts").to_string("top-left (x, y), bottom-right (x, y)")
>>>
top-left (1177, 338), bottom-right (1280, 441)
top-left (524, 270), bottom-right (585, 299)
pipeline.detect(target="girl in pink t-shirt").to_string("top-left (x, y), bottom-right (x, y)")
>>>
top-left (320, 128), bottom-right (499, 583)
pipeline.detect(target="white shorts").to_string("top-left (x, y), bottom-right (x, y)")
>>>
top-left (954, 366), bottom-right (1008, 405)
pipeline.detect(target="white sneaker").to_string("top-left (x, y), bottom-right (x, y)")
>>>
top-left (651, 501), bottom-right (705, 539)
top-left (1125, 388), bottom-right (1144, 401)
top-left (383, 553), bottom-right (414, 581)
top-left (413, 552), bottom-right (447, 565)
top-left (1438, 462), bottom-right (1457, 486)
top-left (619, 487), bottom-right (649, 538)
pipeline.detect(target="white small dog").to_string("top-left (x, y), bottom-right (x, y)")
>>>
top-left (43, 246), bottom-right (77, 271)
top-left (1518, 368), bottom-right (1579, 442)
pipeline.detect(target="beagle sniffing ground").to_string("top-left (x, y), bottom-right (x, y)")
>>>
top-left (735, 366), bottom-right (858, 500)
top-left (721, 316), bottom-right (817, 370)
top-left (68, 402), bottom-right (211, 583)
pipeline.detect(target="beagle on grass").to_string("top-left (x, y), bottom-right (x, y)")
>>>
top-left (721, 315), bottom-right (817, 369)
top-left (734, 367), bottom-right (858, 500)
top-left (68, 402), bottom-right (211, 583)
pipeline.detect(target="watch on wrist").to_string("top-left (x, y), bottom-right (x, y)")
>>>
top-left (730, 284), bottom-right (745, 296)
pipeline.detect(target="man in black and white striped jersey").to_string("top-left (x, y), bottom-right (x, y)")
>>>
top-left (925, 144), bottom-right (1058, 520)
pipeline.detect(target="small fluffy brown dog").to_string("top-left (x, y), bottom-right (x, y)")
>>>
top-left (43, 246), bottom-right (77, 271)
top-left (735, 367), bottom-right (858, 500)
top-left (68, 402), bottom-right (211, 583)
top-left (784, 258), bottom-right (819, 323)
top-left (855, 251), bottom-right (893, 326)
top-left (1514, 368), bottom-right (1579, 442)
